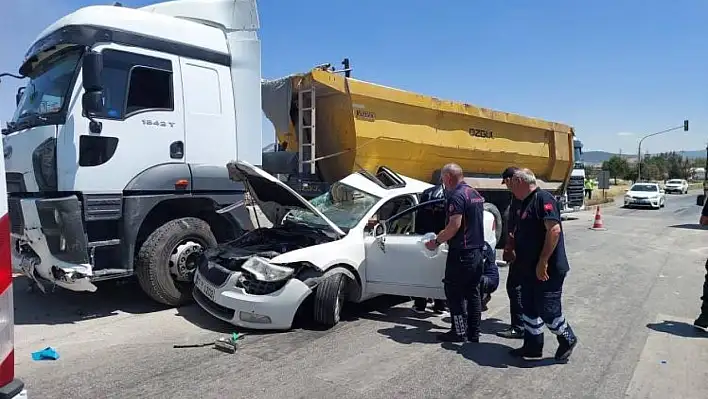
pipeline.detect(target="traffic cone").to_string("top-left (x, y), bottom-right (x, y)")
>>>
top-left (589, 206), bottom-right (606, 231)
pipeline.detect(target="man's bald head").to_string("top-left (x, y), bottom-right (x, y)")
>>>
top-left (441, 163), bottom-right (464, 189)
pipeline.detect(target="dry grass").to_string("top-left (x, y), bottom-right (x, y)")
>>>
top-left (585, 185), bottom-right (628, 206)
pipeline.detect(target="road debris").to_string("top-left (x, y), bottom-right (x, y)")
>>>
top-left (31, 347), bottom-right (59, 361)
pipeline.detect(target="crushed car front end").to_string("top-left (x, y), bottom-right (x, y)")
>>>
top-left (192, 225), bottom-right (336, 330)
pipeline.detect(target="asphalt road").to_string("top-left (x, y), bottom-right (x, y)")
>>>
top-left (12, 191), bottom-right (708, 399)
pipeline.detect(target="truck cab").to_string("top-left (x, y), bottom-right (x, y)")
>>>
top-left (2, 0), bottom-right (263, 306)
top-left (561, 138), bottom-right (585, 211)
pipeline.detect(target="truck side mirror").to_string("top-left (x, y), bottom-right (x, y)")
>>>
top-left (82, 52), bottom-right (103, 92)
top-left (82, 91), bottom-right (103, 114)
top-left (15, 87), bottom-right (25, 106)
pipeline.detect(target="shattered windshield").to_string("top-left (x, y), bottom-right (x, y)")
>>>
top-left (286, 182), bottom-right (380, 230)
top-left (11, 47), bottom-right (82, 123)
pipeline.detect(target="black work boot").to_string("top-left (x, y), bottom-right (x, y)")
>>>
top-left (509, 346), bottom-right (542, 360)
top-left (432, 299), bottom-right (447, 314)
top-left (694, 313), bottom-right (708, 329)
top-left (436, 330), bottom-right (467, 343)
top-left (554, 325), bottom-right (578, 362)
top-left (496, 326), bottom-right (524, 339)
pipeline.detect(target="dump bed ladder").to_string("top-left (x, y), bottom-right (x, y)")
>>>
top-left (297, 87), bottom-right (317, 174)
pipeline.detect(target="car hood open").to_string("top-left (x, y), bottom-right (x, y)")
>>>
top-left (226, 160), bottom-right (346, 237)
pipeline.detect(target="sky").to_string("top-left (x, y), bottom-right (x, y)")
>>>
top-left (0, 0), bottom-right (706, 154)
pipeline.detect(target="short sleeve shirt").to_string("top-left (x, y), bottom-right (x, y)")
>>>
top-left (507, 197), bottom-right (523, 236)
top-left (513, 188), bottom-right (570, 276)
top-left (445, 183), bottom-right (485, 250)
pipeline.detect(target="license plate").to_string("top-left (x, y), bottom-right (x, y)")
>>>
top-left (195, 274), bottom-right (216, 301)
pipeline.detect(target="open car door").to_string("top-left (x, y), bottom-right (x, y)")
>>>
top-left (363, 202), bottom-right (446, 299)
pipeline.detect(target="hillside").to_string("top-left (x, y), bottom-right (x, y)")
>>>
top-left (583, 149), bottom-right (706, 164)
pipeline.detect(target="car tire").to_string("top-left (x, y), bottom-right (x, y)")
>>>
top-left (136, 217), bottom-right (217, 307)
top-left (313, 272), bottom-right (348, 327)
top-left (483, 202), bottom-right (503, 247)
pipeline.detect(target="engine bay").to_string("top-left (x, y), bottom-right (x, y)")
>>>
top-left (203, 223), bottom-right (333, 273)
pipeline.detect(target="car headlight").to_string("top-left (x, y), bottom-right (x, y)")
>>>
top-left (242, 256), bottom-right (294, 282)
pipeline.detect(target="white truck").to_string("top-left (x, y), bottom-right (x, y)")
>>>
top-left (2, 0), bottom-right (262, 306)
top-left (561, 138), bottom-right (586, 212)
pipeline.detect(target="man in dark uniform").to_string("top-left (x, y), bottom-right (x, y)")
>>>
top-left (496, 166), bottom-right (525, 339)
top-left (692, 198), bottom-right (708, 329)
top-left (425, 163), bottom-right (486, 343)
top-left (507, 168), bottom-right (578, 362)
top-left (413, 183), bottom-right (448, 313)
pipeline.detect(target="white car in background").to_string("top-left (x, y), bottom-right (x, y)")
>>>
top-left (624, 183), bottom-right (666, 209)
top-left (192, 161), bottom-right (499, 330)
top-left (663, 179), bottom-right (689, 194)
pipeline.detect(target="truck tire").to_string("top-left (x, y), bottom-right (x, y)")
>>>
top-left (135, 217), bottom-right (217, 306)
top-left (313, 272), bottom-right (348, 327)
top-left (483, 202), bottom-right (503, 246)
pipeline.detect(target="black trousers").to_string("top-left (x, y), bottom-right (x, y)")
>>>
top-left (701, 258), bottom-right (708, 315)
top-left (444, 247), bottom-right (483, 338)
top-left (506, 262), bottom-right (524, 330)
top-left (520, 272), bottom-right (576, 352)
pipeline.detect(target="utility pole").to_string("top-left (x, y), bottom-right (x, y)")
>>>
top-left (637, 120), bottom-right (689, 182)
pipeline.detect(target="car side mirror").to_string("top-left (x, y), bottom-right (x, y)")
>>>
top-left (373, 222), bottom-right (386, 238)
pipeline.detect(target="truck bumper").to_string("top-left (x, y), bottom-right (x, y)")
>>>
top-left (0, 379), bottom-right (27, 399)
top-left (9, 195), bottom-right (95, 293)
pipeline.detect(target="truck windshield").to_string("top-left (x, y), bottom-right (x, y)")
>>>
top-left (11, 47), bottom-right (82, 124)
top-left (573, 146), bottom-right (583, 169)
top-left (286, 182), bottom-right (380, 230)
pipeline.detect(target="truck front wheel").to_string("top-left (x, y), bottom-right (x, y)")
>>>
top-left (136, 217), bottom-right (217, 306)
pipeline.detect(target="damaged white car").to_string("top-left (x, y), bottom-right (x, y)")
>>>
top-left (193, 161), bottom-right (499, 330)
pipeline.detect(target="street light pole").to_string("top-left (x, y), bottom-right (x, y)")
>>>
top-left (636, 120), bottom-right (689, 182)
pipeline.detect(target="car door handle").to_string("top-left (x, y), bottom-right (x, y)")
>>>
top-left (170, 141), bottom-right (184, 159)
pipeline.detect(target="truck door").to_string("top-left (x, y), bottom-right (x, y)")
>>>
top-left (59, 45), bottom-right (186, 193)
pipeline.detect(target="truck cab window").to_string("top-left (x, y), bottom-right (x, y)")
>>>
top-left (126, 67), bottom-right (173, 115)
top-left (96, 50), bottom-right (174, 119)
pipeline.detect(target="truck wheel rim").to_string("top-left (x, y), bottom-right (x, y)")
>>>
top-left (169, 240), bottom-right (204, 282)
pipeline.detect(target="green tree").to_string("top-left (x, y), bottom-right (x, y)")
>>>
top-left (602, 155), bottom-right (629, 184)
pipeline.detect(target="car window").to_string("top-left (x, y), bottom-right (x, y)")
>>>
top-left (384, 199), bottom-right (447, 236)
top-left (364, 195), bottom-right (416, 233)
top-left (667, 180), bottom-right (682, 184)
top-left (631, 184), bottom-right (658, 192)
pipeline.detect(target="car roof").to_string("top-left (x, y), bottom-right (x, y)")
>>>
top-left (632, 183), bottom-right (659, 187)
top-left (339, 172), bottom-right (433, 199)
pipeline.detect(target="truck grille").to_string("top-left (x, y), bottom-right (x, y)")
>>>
top-left (566, 176), bottom-right (585, 207)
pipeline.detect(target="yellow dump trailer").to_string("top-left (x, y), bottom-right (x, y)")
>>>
top-left (263, 67), bottom-right (574, 192)
top-left (261, 64), bottom-right (576, 245)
